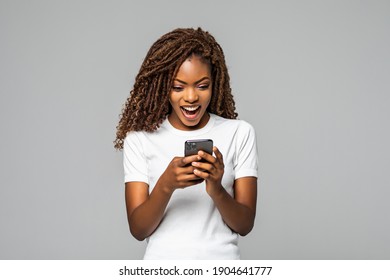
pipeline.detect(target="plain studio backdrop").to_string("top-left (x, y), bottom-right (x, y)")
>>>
top-left (0, 0), bottom-right (389, 259)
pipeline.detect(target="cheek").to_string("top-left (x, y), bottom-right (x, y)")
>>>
top-left (205, 91), bottom-right (212, 105)
top-left (168, 93), bottom-right (177, 106)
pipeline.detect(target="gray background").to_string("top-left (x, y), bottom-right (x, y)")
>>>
top-left (1, 0), bottom-right (389, 259)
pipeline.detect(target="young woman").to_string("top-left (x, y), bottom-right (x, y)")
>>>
top-left (115, 28), bottom-right (258, 259)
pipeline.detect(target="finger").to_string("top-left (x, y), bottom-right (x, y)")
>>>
top-left (182, 165), bottom-right (201, 174)
top-left (198, 150), bottom-right (216, 164)
top-left (191, 161), bottom-right (214, 173)
top-left (193, 168), bottom-right (210, 179)
top-left (213, 146), bottom-right (223, 162)
top-left (177, 179), bottom-right (204, 188)
top-left (181, 154), bottom-right (202, 166)
top-left (179, 173), bottom-right (204, 182)
top-left (190, 179), bottom-right (205, 184)
top-left (178, 175), bottom-right (204, 187)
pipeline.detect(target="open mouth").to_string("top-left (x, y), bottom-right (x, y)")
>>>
top-left (180, 105), bottom-right (201, 119)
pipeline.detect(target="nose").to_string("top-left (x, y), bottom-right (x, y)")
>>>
top-left (184, 87), bottom-right (199, 103)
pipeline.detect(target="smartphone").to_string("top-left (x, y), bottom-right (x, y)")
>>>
top-left (184, 139), bottom-right (213, 157)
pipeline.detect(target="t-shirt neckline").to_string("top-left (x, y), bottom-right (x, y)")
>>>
top-left (163, 113), bottom-right (216, 137)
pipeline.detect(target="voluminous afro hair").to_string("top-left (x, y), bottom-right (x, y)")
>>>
top-left (114, 27), bottom-right (237, 150)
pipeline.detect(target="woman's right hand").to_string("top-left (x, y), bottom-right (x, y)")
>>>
top-left (158, 155), bottom-right (204, 193)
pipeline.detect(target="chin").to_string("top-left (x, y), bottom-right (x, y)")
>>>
top-left (183, 120), bottom-right (200, 127)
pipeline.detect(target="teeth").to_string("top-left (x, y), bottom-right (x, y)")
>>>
top-left (182, 106), bottom-right (199, 111)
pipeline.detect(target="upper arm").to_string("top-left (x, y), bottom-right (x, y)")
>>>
top-left (233, 177), bottom-right (257, 215)
top-left (125, 181), bottom-right (149, 220)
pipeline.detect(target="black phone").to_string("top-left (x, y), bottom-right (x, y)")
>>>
top-left (184, 139), bottom-right (213, 157)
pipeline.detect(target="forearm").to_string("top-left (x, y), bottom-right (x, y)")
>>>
top-left (211, 187), bottom-right (255, 236)
top-left (193, 148), bottom-right (257, 235)
top-left (128, 155), bottom-right (204, 241)
top-left (129, 181), bottom-right (173, 241)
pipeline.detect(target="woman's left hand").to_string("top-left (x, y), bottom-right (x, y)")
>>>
top-left (191, 146), bottom-right (225, 197)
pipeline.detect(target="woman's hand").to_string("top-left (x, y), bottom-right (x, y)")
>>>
top-left (158, 155), bottom-right (204, 193)
top-left (191, 146), bottom-right (225, 197)
top-left (190, 146), bottom-right (257, 236)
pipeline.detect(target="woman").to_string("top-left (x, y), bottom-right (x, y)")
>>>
top-left (115, 27), bottom-right (258, 259)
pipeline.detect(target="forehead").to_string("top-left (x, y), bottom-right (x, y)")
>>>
top-left (175, 55), bottom-right (211, 78)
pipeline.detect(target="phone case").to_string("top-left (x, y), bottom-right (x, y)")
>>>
top-left (184, 139), bottom-right (213, 156)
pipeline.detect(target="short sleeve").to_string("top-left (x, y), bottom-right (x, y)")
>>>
top-left (234, 121), bottom-right (258, 179)
top-left (123, 132), bottom-right (149, 184)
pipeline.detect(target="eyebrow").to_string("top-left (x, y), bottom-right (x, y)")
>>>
top-left (174, 77), bottom-right (210, 85)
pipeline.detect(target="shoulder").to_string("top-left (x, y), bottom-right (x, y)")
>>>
top-left (123, 129), bottom-right (155, 153)
top-left (124, 119), bottom-right (167, 144)
top-left (123, 131), bottom-right (144, 156)
top-left (123, 120), bottom-right (172, 154)
top-left (124, 130), bottom-right (144, 145)
top-left (211, 114), bottom-right (255, 134)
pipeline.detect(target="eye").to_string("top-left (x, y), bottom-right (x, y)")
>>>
top-left (198, 84), bottom-right (210, 90)
top-left (172, 86), bottom-right (183, 92)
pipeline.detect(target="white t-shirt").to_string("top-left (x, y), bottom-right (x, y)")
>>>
top-left (123, 114), bottom-right (258, 259)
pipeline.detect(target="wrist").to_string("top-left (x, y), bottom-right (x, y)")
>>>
top-left (155, 178), bottom-right (175, 196)
top-left (207, 183), bottom-right (225, 199)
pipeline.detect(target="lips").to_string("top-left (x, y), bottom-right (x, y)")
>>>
top-left (180, 105), bottom-right (201, 119)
